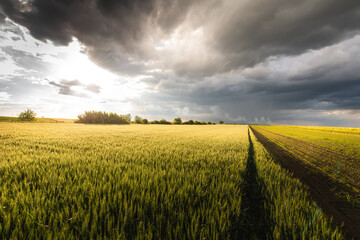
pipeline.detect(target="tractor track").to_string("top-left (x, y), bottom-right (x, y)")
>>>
top-left (251, 126), bottom-right (360, 240)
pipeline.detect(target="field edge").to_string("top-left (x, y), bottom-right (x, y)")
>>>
top-left (250, 126), bottom-right (360, 240)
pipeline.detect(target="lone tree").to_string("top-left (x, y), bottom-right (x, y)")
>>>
top-left (18, 108), bottom-right (36, 122)
top-left (219, 120), bottom-right (224, 124)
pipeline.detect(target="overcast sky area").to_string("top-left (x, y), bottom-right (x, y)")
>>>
top-left (1, 0), bottom-right (360, 126)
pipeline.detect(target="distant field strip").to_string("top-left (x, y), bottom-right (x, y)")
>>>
top-left (0, 123), bottom-right (344, 239)
top-left (291, 126), bottom-right (360, 135)
top-left (254, 125), bottom-right (360, 160)
top-left (0, 116), bottom-right (74, 123)
top-left (252, 126), bottom-right (360, 197)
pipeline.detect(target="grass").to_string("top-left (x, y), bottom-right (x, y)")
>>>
top-left (0, 116), bottom-right (18, 122)
top-left (0, 123), bottom-right (344, 239)
top-left (0, 116), bottom-right (75, 123)
top-left (291, 126), bottom-right (360, 135)
top-left (252, 125), bottom-right (360, 205)
top-left (51, 118), bottom-right (76, 123)
top-left (253, 125), bottom-right (360, 159)
top-left (249, 129), bottom-right (344, 239)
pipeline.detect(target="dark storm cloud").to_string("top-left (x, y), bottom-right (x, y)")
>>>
top-left (134, 35), bottom-right (360, 124)
top-left (0, 0), bottom-right (201, 75)
top-left (172, 0), bottom-right (360, 76)
top-left (212, 1), bottom-right (360, 64)
top-left (88, 49), bottom-right (147, 76)
top-left (0, 12), bottom-right (5, 23)
top-left (3, 0), bottom-right (359, 76)
top-left (2, 0), bottom-right (360, 126)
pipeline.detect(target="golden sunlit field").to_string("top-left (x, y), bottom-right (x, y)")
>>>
top-left (2, 0), bottom-right (360, 239)
top-left (0, 123), bottom-right (344, 239)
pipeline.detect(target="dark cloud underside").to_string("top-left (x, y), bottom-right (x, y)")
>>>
top-left (1, 0), bottom-right (360, 126)
top-left (2, 0), bottom-right (360, 75)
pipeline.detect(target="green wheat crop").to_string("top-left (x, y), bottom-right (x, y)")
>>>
top-left (0, 123), bottom-right (344, 239)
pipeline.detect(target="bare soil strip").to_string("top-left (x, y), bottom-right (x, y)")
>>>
top-left (251, 127), bottom-right (360, 240)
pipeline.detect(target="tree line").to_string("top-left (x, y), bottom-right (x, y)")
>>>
top-left (132, 116), bottom-right (220, 125)
top-left (75, 111), bottom-right (222, 125)
top-left (16, 109), bottom-right (224, 125)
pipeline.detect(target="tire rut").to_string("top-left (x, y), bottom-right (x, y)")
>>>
top-left (251, 126), bottom-right (360, 240)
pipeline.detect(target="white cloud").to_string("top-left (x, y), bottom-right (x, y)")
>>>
top-left (0, 91), bottom-right (11, 101)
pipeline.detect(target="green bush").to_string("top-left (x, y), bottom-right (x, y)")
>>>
top-left (149, 120), bottom-right (159, 124)
top-left (149, 119), bottom-right (172, 124)
top-left (134, 115), bottom-right (143, 124)
top-left (173, 118), bottom-right (182, 124)
top-left (18, 109), bottom-right (36, 122)
top-left (159, 119), bottom-right (171, 124)
top-left (183, 120), bottom-right (194, 125)
top-left (75, 111), bottom-right (130, 124)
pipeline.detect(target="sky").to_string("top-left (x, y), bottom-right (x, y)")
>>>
top-left (1, 0), bottom-right (360, 126)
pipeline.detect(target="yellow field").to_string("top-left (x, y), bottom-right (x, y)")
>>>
top-left (0, 123), bottom-right (343, 239)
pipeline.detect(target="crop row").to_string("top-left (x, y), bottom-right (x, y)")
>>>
top-left (0, 123), bottom-right (344, 239)
top-left (248, 129), bottom-right (343, 239)
top-left (251, 126), bottom-right (360, 197)
top-left (254, 125), bottom-right (360, 160)
top-left (290, 126), bottom-right (360, 135)
top-left (252, 127), bottom-right (359, 188)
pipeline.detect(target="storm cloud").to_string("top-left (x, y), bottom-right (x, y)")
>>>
top-left (1, 0), bottom-right (360, 126)
top-left (2, 0), bottom-right (360, 75)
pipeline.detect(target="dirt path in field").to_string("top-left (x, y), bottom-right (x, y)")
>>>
top-left (251, 127), bottom-right (360, 240)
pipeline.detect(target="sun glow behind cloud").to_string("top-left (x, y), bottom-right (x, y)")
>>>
top-left (46, 38), bottom-right (144, 99)
top-left (47, 40), bottom-right (116, 85)
top-left (46, 40), bottom-right (115, 85)
top-left (2, 0), bottom-right (360, 126)
top-left (0, 19), bottom-right (148, 117)
top-left (42, 39), bottom-right (151, 117)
